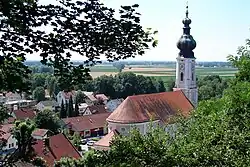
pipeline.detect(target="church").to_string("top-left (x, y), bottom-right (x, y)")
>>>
top-left (94, 5), bottom-right (198, 150)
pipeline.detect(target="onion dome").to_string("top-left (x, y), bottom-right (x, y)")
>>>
top-left (177, 4), bottom-right (196, 58)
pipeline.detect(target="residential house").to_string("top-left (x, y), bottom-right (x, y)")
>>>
top-left (62, 112), bottom-right (111, 138)
top-left (32, 133), bottom-right (81, 167)
top-left (57, 91), bottom-right (76, 106)
top-left (76, 103), bottom-right (90, 115)
top-left (75, 103), bottom-right (108, 116)
top-left (95, 94), bottom-right (109, 104)
top-left (87, 105), bottom-right (108, 114)
top-left (5, 92), bottom-right (22, 102)
top-left (11, 108), bottom-right (37, 120)
top-left (93, 129), bottom-right (119, 151)
top-left (4, 100), bottom-right (36, 111)
top-left (0, 93), bottom-right (6, 104)
top-left (83, 92), bottom-right (109, 105)
top-left (95, 91), bottom-right (194, 149)
top-left (105, 98), bottom-right (124, 112)
top-left (36, 100), bottom-right (58, 111)
top-left (32, 129), bottom-right (51, 140)
top-left (0, 124), bottom-right (18, 155)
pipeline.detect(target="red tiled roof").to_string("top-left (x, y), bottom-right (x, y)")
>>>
top-left (88, 105), bottom-right (108, 114)
top-left (7, 117), bottom-right (16, 124)
top-left (32, 129), bottom-right (48, 137)
top-left (13, 109), bottom-right (36, 120)
top-left (95, 94), bottom-right (109, 101)
top-left (107, 91), bottom-right (194, 124)
top-left (63, 91), bottom-right (76, 99)
top-left (93, 129), bottom-right (119, 149)
top-left (86, 94), bottom-right (97, 102)
top-left (62, 113), bottom-right (111, 132)
top-left (0, 124), bottom-right (14, 141)
top-left (33, 133), bottom-right (81, 167)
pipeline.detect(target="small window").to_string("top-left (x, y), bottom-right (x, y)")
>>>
top-left (121, 127), bottom-right (126, 132)
top-left (192, 73), bottom-right (194, 81)
top-left (180, 72), bottom-right (184, 81)
top-left (12, 143), bottom-right (14, 147)
top-left (9, 144), bottom-right (11, 148)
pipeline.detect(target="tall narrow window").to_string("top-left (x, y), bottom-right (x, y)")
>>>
top-left (180, 72), bottom-right (184, 81)
top-left (192, 73), bottom-right (194, 81)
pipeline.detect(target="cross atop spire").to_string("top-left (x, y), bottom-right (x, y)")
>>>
top-left (186, 1), bottom-right (189, 18)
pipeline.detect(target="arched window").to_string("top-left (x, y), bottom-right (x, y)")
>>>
top-left (180, 72), bottom-right (184, 81)
top-left (192, 73), bottom-right (194, 81)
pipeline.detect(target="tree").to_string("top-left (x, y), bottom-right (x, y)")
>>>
top-left (34, 109), bottom-right (61, 134)
top-left (75, 98), bottom-right (79, 117)
top-left (68, 96), bottom-right (74, 117)
top-left (228, 39), bottom-right (250, 82)
top-left (0, 0), bottom-right (157, 92)
top-left (0, 105), bottom-right (9, 124)
top-left (32, 86), bottom-right (45, 102)
top-left (60, 100), bottom-right (67, 119)
top-left (12, 120), bottom-right (36, 161)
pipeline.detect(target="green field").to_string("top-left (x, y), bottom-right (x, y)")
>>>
top-left (89, 65), bottom-right (237, 88)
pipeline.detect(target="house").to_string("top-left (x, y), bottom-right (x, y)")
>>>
top-left (0, 93), bottom-right (6, 104)
top-left (76, 103), bottom-right (90, 115)
top-left (11, 108), bottom-right (37, 120)
top-left (32, 133), bottom-right (81, 167)
top-left (105, 98), bottom-right (124, 112)
top-left (83, 92), bottom-right (109, 105)
top-left (4, 100), bottom-right (36, 111)
top-left (57, 91), bottom-right (76, 106)
top-left (95, 94), bottom-right (109, 104)
top-left (36, 100), bottom-right (58, 111)
top-left (5, 92), bottom-right (22, 102)
top-left (32, 129), bottom-right (51, 140)
top-left (75, 103), bottom-right (108, 116)
top-left (87, 105), bottom-right (108, 114)
top-left (95, 91), bottom-right (194, 149)
top-left (93, 129), bottom-right (119, 151)
top-left (0, 124), bottom-right (18, 155)
top-left (62, 112), bottom-right (111, 138)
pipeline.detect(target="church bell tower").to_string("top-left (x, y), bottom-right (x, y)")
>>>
top-left (173, 4), bottom-right (198, 107)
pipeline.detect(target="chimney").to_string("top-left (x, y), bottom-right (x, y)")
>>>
top-left (13, 105), bottom-right (18, 111)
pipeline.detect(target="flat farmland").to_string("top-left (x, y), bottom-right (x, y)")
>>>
top-left (90, 65), bottom-right (238, 78)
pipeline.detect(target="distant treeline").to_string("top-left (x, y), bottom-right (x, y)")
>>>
top-left (25, 60), bottom-right (233, 68)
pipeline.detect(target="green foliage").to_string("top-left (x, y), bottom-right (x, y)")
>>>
top-left (12, 119), bottom-right (36, 161)
top-left (68, 96), bottom-right (74, 117)
top-left (88, 72), bottom-right (166, 99)
top-left (34, 109), bottom-right (61, 134)
top-left (32, 157), bottom-right (47, 167)
top-left (60, 100), bottom-right (66, 119)
top-left (0, 0), bottom-right (157, 92)
top-left (74, 98), bottom-right (79, 117)
top-left (198, 75), bottom-right (231, 101)
top-left (0, 104), bottom-right (9, 124)
top-left (72, 133), bottom-right (81, 150)
top-left (228, 39), bottom-right (250, 82)
top-left (32, 86), bottom-right (45, 102)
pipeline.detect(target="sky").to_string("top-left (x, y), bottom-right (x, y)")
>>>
top-left (28, 0), bottom-right (250, 62)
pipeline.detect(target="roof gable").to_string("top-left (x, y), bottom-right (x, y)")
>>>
top-left (33, 133), bottom-right (81, 166)
top-left (107, 91), bottom-right (193, 124)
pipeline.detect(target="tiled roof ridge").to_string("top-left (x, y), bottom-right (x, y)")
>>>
top-left (61, 133), bottom-right (81, 158)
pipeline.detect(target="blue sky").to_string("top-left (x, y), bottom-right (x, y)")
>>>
top-left (30, 0), bottom-right (250, 61)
